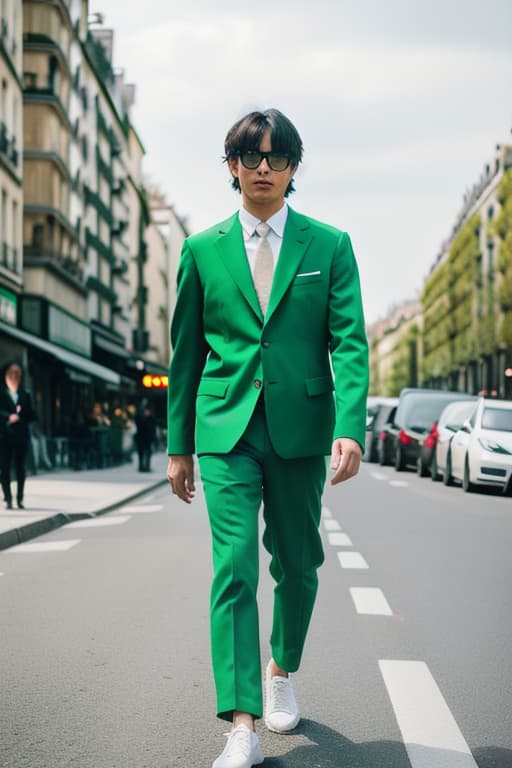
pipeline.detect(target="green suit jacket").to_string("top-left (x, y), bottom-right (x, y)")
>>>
top-left (167, 207), bottom-right (369, 458)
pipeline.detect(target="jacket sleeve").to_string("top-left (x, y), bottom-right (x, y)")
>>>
top-left (167, 241), bottom-right (209, 455)
top-left (328, 232), bottom-right (369, 451)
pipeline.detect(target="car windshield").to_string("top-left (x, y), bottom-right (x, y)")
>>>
top-left (481, 407), bottom-right (512, 432)
top-left (441, 401), bottom-right (475, 429)
top-left (399, 394), bottom-right (469, 432)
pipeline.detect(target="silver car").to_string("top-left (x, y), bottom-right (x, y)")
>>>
top-left (448, 398), bottom-right (512, 494)
top-left (432, 399), bottom-right (477, 484)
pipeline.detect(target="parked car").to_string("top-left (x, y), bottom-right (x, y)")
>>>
top-left (391, 388), bottom-right (475, 472)
top-left (447, 397), bottom-right (512, 494)
top-left (431, 399), bottom-right (478, 482)
top-left (364, 397), bottom-right (399, 462)
top-left (377, 406), bottom-right (398, 466)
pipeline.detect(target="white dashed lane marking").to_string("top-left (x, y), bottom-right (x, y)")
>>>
top-left (350, 587), bottom-right (392, 616)
top-left (337, 551), bottom-right (369, 569)
top-left (7, 540), bottom-right (81, 553)
top-left (370, 471), bottom-right (387, 480)
top-left (328, 532), bottom-right (353, 547)
top-left (321, 506), bottom-right (332, 518)
top-left (389, 480), bottom-right (409, 487)
top-left (379, 660), bottom-right (478, 768)
top-left (67, 516), bottom-right (131, 529)
top-left (323, 518), bottom-right (342, 531)
top-left (119, 504), bottom-right (163, 513)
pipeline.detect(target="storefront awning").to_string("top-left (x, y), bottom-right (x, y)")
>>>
top-left (0, 321), bottom-right (120, 385)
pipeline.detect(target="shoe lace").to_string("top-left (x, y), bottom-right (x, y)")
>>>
top-left (222, 727), bottom-right (251, 757)
top-left (271, 677), bottom-right (295, 713)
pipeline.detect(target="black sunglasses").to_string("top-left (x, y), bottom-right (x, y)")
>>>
top-left (235, 150), bottom-right (291, 172)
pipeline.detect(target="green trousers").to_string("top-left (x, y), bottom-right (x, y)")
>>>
top-left (199, 402), bottom-right (326, 721)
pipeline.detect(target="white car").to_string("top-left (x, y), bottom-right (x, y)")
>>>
top-left (432, 399), bottom-right (477, 483)
top-left (448, 398), bottom-right (512, 494)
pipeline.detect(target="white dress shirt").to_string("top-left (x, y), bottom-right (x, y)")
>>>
top-left (238, 204), bottom-right (288, 277)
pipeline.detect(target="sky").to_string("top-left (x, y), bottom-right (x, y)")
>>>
top-left (97, 0), bottom-right (512, 324)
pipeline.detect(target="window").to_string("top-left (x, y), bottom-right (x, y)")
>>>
top-left (1, 79), bottom-right (7, 126)
top-left (32, 223), bottom-right (44, 249)
top-left (1, 188), bottom-right (7, 243)
top-left (12, 198), bottom-right (18, 270)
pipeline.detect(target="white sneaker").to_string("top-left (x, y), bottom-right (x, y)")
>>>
top-left (264, 660), bottom-right (300, 733)
top-left (212, 724), bottom-right (264, 768)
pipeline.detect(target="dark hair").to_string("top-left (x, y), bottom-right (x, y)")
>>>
top-left (224, 108), bottom-right (303, 197)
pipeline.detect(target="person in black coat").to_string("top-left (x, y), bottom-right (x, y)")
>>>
top-left (0, 360), bottom-right (36, 509)
top-left (134, 400), bottom-right (156, 472)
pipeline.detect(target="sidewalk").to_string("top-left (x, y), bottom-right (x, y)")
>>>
top-left (0, 451), bottom-right (169, 551)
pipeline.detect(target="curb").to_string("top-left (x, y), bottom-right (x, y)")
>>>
top-left (0, 477), bottom-right (167, 552)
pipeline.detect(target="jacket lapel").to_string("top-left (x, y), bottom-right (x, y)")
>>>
top-left (215, 214), bottom-right (263, 321)
top-left (266, 208), bottom-right (312, 322)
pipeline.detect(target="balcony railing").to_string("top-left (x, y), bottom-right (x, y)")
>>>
top-left (1, 242), bottom-right (20, 274)
top-left (0, 122), bottom-right (20, 168)
top-left (23, 246), bottom-right (84, 283)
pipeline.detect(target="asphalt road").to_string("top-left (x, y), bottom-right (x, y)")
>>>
top-left (1, 462), bottom-right (511, 768)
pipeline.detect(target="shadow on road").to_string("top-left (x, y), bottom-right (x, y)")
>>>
top-left (259, 719), bottom-right (512, 768)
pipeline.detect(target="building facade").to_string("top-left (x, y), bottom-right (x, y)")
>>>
top-left (0, 0), bottom-right (23, 354)
top-left (368, 299), bottom-right (422, 397)
top-left (422, 144), bottom-right (512, 398)
top-left (0, 1), bottom-right (181, 460)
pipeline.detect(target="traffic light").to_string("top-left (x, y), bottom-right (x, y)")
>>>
top-left (142, 374), bottom-right (168, 389)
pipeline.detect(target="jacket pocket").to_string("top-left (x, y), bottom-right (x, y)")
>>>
top-left (292, 275), bottom-right (323, 286)
top-left (197, 379), bottom-right (229, 398)
top-left (305, 375), bottom-right (334, 397)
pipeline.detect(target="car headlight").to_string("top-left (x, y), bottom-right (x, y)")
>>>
top-left (478, 438), bottom-right (512, 455)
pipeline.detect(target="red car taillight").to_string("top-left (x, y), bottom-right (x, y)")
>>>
top-left (424, 421), bottom-right (439, 450)
top-left (399, 429), bottom-right (413, 445)
top-left (379, 431), bottom-right (387, 441)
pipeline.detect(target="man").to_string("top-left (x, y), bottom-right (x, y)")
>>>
top-left (167, 108), bottom-right (368, 768)
top-left (0, 360), bottom-right (36, 509)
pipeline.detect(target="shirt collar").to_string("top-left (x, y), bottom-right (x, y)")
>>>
top-left (239, 203), bottom-right (288, 239)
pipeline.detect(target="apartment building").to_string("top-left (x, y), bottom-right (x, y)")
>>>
top-left (0, 0), bottom-right (23, 355)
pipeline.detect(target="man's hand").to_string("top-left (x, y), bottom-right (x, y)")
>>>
top-left (8, 413), bottom-right (20, 424)
top-left (330, 438), bottom-right (362, 485)
top-left (167, 455), bottom-right (195, 503)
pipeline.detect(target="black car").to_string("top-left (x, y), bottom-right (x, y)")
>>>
top-left (377, 406), bottom-right (398, 466)
top-left (391, 388), bottom-right (475, 472)
top-left (364, 397), bottom-right (399, 463)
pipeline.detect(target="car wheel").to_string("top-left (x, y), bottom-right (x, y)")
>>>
top-left (378, 443), bottom-right (387, 466)
top-left (463, 456), bottom-right (475, 493)
top-left (443, 451), bottom-right (453, 486)
top-left (395, 446), bottom-right (405, 472)
top-left (417, 456), bottom-right (428, 478)
top-left (431, 454), bottom-right (440, 482)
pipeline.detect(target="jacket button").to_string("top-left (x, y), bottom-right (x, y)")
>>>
top-left (254, 379), bottom-right (262, 389)
top-left (262, 341), bottom-right (270, 348)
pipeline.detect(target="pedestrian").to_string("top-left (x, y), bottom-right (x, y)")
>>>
top-left (135, 400), bottom-right (156, 472)
top-left (0, 360), bottom-right (36, 510)
top-left (167, 108), bottom-right (369, 768)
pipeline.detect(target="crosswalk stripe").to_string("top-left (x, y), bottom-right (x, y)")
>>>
top-left (67, 516), bottom-right (131, 528)
top-left (337, 551), bottom-right (368, 569)
top-left (379, 660), bottom-right (478, 768)
top-left (328, 532), bottom-right (352, 547)
top-left (7, 540), bottom-right (81, 553)
top-left (350, 587), bottom-right (392, 615)
top-left (321, 506), bottom-right (332, 518)
top-left (323, 519), bottom-right (341, 531)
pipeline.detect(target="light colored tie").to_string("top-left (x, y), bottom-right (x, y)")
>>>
top-left (253, 222), bottom-right (274, 316)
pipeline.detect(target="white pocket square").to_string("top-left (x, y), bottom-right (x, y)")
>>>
top-left (295, 270), bottom-right (321, 277)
